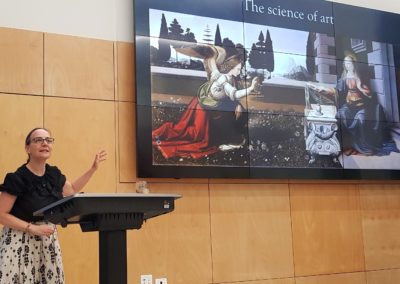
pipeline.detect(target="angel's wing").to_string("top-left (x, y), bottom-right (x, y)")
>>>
top-left (174, 44), bottom-right (226, 79)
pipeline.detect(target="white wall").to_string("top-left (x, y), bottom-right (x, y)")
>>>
top-left (0, 0), bottom-right (133, 42)
top-left (329, 0), bottom-right (400, 13)
top-left (0, 0), bottom-right (398, 42)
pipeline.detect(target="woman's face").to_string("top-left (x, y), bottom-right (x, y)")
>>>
top-left (344, 56), bottom-right (355, 72)
top-left (230, 63), bottom-right (242, 76)
top-left (25, 129), bottom-right (53, 162)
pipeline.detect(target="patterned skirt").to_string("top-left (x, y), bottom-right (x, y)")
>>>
top-left (0, 223), bottom-right (64, 284)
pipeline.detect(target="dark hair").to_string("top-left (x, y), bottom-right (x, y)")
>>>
top-left (25, 127), bottom-right (51, 162)
top-left (25, 127), bottom-right (51, 145)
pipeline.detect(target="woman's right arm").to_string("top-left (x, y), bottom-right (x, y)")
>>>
top-left (0, 192), bottom-right (54, 237)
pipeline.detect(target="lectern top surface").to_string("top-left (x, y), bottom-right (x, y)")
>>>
top-left (33, 192), bottom-right (181, 216)
top-left (71, 193), bottom-right (181, 198)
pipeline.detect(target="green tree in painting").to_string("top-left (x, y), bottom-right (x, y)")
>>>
top-left (169, 18), bottom-right (184, 42)
top-left (306, 31), bottom-right (316, 80)
top-left (158, 13), bottom-right (171, 62)
top-left (214, 24), bottom-right (222, 46)
top-left (264, 30), bottom-right (274, 74)
top-left (203, 25), bottom-right (213, 44)
top-left (248, 30), bottom-right (274, 78)
top-left (183, 28), bottom-right (197, 43)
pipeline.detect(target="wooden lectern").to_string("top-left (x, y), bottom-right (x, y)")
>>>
top-left (33, 193), bottom-right (181, 284)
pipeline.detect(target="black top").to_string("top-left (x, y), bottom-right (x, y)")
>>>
top-left (0, 164), bottom-right (66, 222)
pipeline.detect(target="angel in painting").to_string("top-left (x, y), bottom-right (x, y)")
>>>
top-left (152, 44), bottom-right (260, 159)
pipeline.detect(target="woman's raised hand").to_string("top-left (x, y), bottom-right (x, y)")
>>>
top-left (91, 150), bottom-right (107, 171)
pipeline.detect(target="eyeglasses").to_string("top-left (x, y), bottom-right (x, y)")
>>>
top-left (30, 137), bottom-right (55, 144)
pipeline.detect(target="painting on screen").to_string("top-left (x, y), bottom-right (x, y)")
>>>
top-left (135, 0), bottom-right (400, 178)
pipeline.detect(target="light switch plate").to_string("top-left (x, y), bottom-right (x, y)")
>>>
top-left (155, 278), bottom-right (167, 284)
top-left (141, 274), bottom-right (152, 284)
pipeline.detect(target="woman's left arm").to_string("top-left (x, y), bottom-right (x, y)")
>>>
top-left (63, 150), bottom-right (107, 196)
top-left (356, 78), bottom-right (372, 98)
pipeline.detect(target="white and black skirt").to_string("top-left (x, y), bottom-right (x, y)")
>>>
top-left (0, 223), bottom-right (64, 284)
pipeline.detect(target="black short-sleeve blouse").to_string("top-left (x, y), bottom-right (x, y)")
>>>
top-left (0, 164), bottom-right (66, 222)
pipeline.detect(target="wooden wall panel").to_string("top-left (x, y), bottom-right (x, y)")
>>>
top-left (296, 272), bottom-right (366, 284)
top-left (116, 182), bottom-right (136, 193)
top-left (224, 279), bottom-right (294, 284)
top-left (44, 97), bottom-right (117, 284)
top-left (58, 227), bottom-right (99, 284)
top-left (360, 184), bottom-right (400, 270)
top-left (0, 94), bottom-right (43, 180)
top-left (0, 28), bottom-right (43, 95)
top-left (127, 183), bottom-right (212, 284)
top-left (116, 42), bottom-right (135, 102)
top-left (210, 184), bottom-right (293, 282)
top-left (367, 268), bottom-right (400, 284)
top-left (44, 33), bottom-right (114, 100)
top-left (290, 184), bottom-right (365, 276)
top-left (118, 101), bottom-right (137, 182)
top-left (44, 97), bottom-right (116, 193)
top-left (210, 178), bottom-right (289, 184)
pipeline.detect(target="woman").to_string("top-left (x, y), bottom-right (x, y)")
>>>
top-left (152, 46), bottom-right (259, 159)
top-left (312, 54), bottom-right (398, 156)
top-left (0, 128), bottom-right (107, 283)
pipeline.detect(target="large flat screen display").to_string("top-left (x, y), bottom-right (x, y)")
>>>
top-left (135, 0), bottom-right (400, 179)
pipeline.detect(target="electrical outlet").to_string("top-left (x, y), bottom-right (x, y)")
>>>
top-left (141, 274), bottom-right (152, 284)
top-left (155, 278), bottom-right (167, 284)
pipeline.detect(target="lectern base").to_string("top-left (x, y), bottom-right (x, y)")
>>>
top-left (33, 194), bottom-right (181, 284)
top-left (99, 230), bottom-right (127, 284)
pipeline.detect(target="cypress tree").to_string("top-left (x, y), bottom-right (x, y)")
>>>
top-left (264, 30), bottom-right (275, 73)
top-left (158, 13), bottom-right (171, 62)
top-left (214, 24), bottom-right (222, 46)
top-left (306, 32), bottom-right (316, 79)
